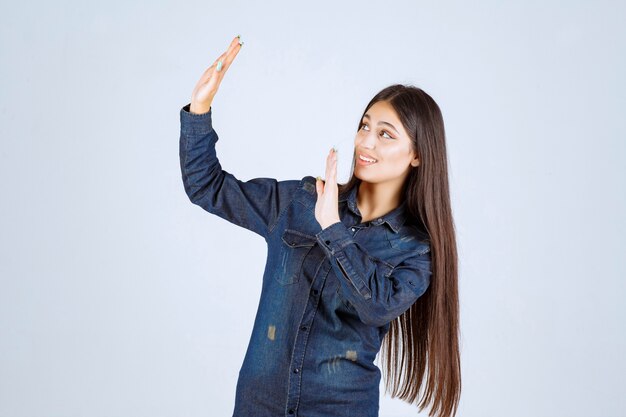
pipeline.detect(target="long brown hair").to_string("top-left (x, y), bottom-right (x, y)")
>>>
top-left (338, 84), bottom-right (461, 417)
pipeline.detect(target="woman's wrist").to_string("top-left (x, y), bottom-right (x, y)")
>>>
top-left (190, 102), bottom-right (211, 115)
top-left (320, 218), bottom-right (342, 230)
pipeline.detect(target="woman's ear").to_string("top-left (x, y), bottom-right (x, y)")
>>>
top-left (411, 154), bottom-right (421, 167)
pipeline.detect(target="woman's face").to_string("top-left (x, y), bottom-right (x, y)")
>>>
top-left (353, 100), bottom-right (420, 185)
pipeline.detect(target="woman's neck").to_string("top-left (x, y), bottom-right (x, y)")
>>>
top-left (356, 181), bottom-right (403, 223)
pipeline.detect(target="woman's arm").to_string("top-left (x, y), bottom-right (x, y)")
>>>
top-left (180, 103), bottom-right (300, 239)
top-left (316, 221), bottom-right (432, 327)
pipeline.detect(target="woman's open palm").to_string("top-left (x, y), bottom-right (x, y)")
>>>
top-left (315, 148), bottom-right (341, 230)
top-left (190, 35), bottom-right (243, 114)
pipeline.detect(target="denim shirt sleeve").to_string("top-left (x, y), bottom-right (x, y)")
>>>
top-left (315, 221), bottom-right (432, 327)
top-left (179, 103), bottom-right (300, 239)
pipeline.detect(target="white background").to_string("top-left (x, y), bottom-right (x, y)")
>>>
top-left (1, 1), bottom-right (624, 416)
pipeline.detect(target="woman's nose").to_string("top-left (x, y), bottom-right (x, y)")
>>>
top-left (359, 131), bottom-right (377, 149)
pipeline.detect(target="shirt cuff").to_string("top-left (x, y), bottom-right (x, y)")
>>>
top-left (315, 221), bottom-right (355, 256)
top-left (180, 103), bottom-right (214, 136)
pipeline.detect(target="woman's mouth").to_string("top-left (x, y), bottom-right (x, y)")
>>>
top-left (357, 153), bottom-right (378, 166)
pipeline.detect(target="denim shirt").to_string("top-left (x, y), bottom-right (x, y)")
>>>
top-left (179, 103), bottom-right (432, 417)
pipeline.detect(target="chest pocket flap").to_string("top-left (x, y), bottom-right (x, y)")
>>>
top-left (281, 229), bottom-right (317, 248)
top-left (276, 229), bottom-right (317, 286)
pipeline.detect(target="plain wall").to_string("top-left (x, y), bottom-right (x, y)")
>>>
top-left (1, 0), bottom-right (624, 416)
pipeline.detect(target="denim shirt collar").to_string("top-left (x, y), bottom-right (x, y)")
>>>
top-left (338, 181), bottom-right (407, 233)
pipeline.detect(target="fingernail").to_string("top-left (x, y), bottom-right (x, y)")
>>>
top-left (216, 60), bottom-right (223, 71)
top-left (316, 176), bottom-right (321, 182)
top-left (332, 146), bottom-right (338, 153)
top-left (237, 34), bottom-right (241, 39)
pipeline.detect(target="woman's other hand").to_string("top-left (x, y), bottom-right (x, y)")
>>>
top-left (190, 35), bottom-right (243, 115)
top-left (315, 148), bottom-right (342, 230)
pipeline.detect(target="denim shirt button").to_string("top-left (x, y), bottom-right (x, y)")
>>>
top-left (300, 325), bottom-right (308, 331)
top-left (288, 410), bottom-right (294, 415)
top-left (293, 368), bottom-right (300, 373)
top-left (325, 239), bottom-right (331, 244)
top-left (351, 227), bottom-right (355, 232)
top-left (312, 289), bottom-right (319, 295)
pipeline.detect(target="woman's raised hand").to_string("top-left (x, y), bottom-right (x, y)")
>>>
top-left (315, 147), bottom-right (342, 230)
top-left (190, 35), bottom-right (243, 115)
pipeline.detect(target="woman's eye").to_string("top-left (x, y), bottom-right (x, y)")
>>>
top-left (360, 122), bottom-right (393, 140)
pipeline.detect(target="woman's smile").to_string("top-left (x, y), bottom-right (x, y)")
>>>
top-left (356, 153), bottom-right (378, 166)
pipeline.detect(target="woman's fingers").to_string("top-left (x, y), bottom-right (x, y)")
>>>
top-left (323, 148), bottom-right (337, 190)
top-left (220, 36), bottom-right (243, 73)
top-left (332, 150), bottom-right (337, 183)
top-left (324, 149), bottom-right (332, 186)
top-left (212, 36), bottom-right (240, 72)
top-left (330, 149), bottom-right (337, 184)
top-left (199, 36), bottom-right (240, 84)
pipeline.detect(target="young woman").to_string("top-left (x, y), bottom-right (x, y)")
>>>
top-left (179, 35), bottom-right (461, 417)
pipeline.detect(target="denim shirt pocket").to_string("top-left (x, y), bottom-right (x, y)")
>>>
top-left (277, 228), bottom-right (317, 285)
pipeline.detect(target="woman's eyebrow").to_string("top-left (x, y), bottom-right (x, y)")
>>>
top-left (363, 114), bottom-right (399, 135)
